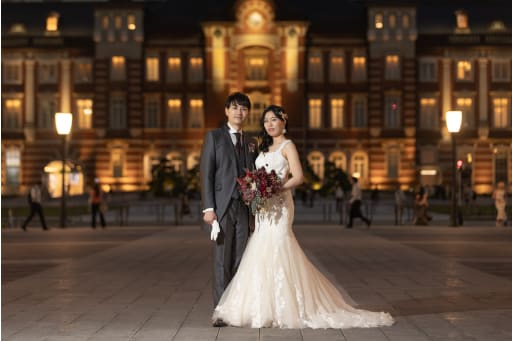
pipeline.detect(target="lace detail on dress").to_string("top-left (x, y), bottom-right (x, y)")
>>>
top-left (212, 140), bottom-right (394, 329)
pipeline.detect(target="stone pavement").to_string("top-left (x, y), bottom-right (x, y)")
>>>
top-left (2, 224), bottom-right (512, 341)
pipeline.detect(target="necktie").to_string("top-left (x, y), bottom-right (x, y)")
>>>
top-left (234, 132), bottom-right (242, 155)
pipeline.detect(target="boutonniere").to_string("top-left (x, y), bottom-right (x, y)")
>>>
top-left (248, 142), bottom-right (256, 153)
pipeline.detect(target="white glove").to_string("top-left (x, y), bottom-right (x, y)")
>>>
top-left (210, 220), bottom-right (220, 241)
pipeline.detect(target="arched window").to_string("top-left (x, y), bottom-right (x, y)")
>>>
top-left (307, 151), bottom-right (325, 180)
top-left (46, 12), bottom-right (59, 33)
top-left (329, 151), bottom-right (347, 171)
top-left (351, 151), bottom-right (369, 186)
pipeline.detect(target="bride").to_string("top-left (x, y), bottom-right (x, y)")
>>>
top-left (212, 105), bottom-right (394, 329)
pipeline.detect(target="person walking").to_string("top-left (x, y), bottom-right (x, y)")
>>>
top-left (335, 184), bottom-right (345, 224)
top-left (492, 181), bottom-right (508, 227)
top-left (394, 185), bottom-right (407, 225)
top-left (90, 182), bottom-right (106, 229)
top-left (347, 177), bottom-right (371, 228)
top-left (21, 181), bottom-right (48, 231)
top-left (200, 92), bottom-right (258, 324)
top-left (414, 186), bottom-right (430, 225)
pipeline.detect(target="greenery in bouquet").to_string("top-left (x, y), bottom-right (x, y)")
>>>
top-left (237, 167), bottom-right (283, 215)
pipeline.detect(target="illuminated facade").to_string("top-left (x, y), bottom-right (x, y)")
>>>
top-left (1, 0), bottom-right (511, 196)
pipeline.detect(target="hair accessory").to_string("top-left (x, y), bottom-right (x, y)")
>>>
top-left (280, 112), bottom-right (288, 121)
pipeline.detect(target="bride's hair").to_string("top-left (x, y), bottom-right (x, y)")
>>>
top-left (259, 104), bottom-right (288, 153)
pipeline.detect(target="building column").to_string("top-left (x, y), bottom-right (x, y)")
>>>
top-left (478, 58), bottom-right (489, 125)
top-left (441, 58), bottom-right (452, 141)
top-left (60, 59), bottom-right (72, 113)
top-left (24, 59), bottom-right (35, 141)
top-left (211, 27), bottom-right (226, 93)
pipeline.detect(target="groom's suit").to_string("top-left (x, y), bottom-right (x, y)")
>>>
top-left (200, 124), bottom-right (257, 306)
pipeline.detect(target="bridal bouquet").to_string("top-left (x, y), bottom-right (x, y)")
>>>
top-left (237, 167), bottom-right (283, 215)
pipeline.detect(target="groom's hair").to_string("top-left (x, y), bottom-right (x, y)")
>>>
top-left (225, 92), bottom-right (251, 110)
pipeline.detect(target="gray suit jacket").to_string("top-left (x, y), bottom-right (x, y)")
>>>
top-left (200, 124), bottom-right (257, 227)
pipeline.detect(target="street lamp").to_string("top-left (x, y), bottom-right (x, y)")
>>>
top-left (446, 110), bottom-right (462, 227)
top-left (55, 112), bottom-right (73, 228)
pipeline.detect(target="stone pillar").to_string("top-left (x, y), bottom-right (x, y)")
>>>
top-left (441, 58), bottom-right (452, 141)
top-left (60, 59), bottom-right (71, 113)
top-left (478, 58), bottom-right (489, 139)
top-left (24, 59), bottom-right (35, 141)
top-left (285, 26), bottom-right (299, 92)
top-left (211, 27), bottom-right (226, 93)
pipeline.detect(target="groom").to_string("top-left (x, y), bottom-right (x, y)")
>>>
top-left (200, 92), bottom-right (257, 322)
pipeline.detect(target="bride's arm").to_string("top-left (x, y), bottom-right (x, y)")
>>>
top-left (281, 142), bottom-right (304, 190)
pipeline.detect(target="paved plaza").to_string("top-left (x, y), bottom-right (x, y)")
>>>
top-left (2, 224), bottom-right (512, 340)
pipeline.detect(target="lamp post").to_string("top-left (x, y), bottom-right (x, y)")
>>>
top-left (446, 111), bottom-right (462, 227)
top-left (55, 112), bottom-right (73, 228)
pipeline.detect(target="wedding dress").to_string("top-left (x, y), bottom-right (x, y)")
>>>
top-left (213, 140), bottom-right (394, 329)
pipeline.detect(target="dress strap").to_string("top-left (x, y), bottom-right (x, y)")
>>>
top-left (276, 140), bottom-right (292, 153)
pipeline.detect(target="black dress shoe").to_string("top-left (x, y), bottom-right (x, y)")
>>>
top-left (212, 319), bottom-right (227, 327)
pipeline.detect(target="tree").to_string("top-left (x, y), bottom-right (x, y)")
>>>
top-left (148, 157), bottom-right (186, 198)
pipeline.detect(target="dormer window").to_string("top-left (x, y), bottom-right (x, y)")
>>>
top-left (46, 12), bottom-right (59, 33)
top-left (489, 20), bottom-right (506, 32)
top-left (375, 14), bottom-right (384, 29)
top-left (455, 10), bottom-right (470, 33)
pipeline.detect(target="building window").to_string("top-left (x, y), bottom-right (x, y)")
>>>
top-left (493, 97), bottom-right (510, 128)
top-left (2, 99), bottom-right (22, 129)
top-left (402, 14), bottom-right (410, 28)
top-left (39, 61), bottom-right (58, 84)
top-left (76, 99), bottom-right (93, 129)
top-left (330, 97), bottom-right (344, 128)
top-left (352, 95), bottom-right (367, 128)
top-left (74, 60), bottom-right (92, 83)
top-left (111, 148), bottom-right (124, 178)
top-left (387, 147), bottom-right (400, 178)
top-left (188, 56), bottom-right (203, 83)
top-left (167, 56), bottom-right (182, 83)
top-left (456, 60), bottom-right (472, 81)
top-left (102, 15), bottom-right (109, 29)
top-left (420, 147), bottom-right (438, 165)
top-left (419, 97), bottom-right (439, 129)
top-left (2, 61), bottom-right (22, 84)
top-left (351, 152), bottom-right (368, 182)
top-left (375, 13), bottom-right (384, 29)
top-left (351, 56), bottom-right (366, 82)
top-left (419, 60), bottom-right (437, 82)
top-left (329, 53), bottom-right (345, 83)
top-left (492, 60), bottom-right (511, 82)
top-left (109, 94), bottom-right (126, 129)
top-left (127, 14), bottom-right (136, 30)
top-left (38, 95), bottom-right (57, 129)
top-left (307, 151), bottom-right (325, 180)
top-left (308, 53), bottom-right (323, 83)
top-left (46, 12), bottom-right (59, 33)
top-left (385, 55), bottom-right (400, 80)
top-left (167, 98), bottom-right (182, 128)
top-left (385, 94), bottom-right (401, 128)
top-left (166, 152), bottom-right (184, 174)
top-left (114, 15), bottom-right (122, 29)
top-left (455, 10), bottom-right (470, 33)
top-left (246, 57), bottom-right (267, 81)
top-left (329, 152), bottom-right (347, 171)
top-left (110, 56), bottom-right (126, 81)
top-left (145, 95), bottom-right (160, 128)
top-left (5, 149), bottom-right (21, 186)
top-left (308, 98), bottom-right (322, 128)
top-left (146, 57), bottom-right (159, 82)
top-left (494, 148), bottom-right (509, 185)
top-left (455, 97), bottom-right (474, 129)
top-left (188, 98), bottom-right (204, 128)
top-left (389, 14), bottom-right (396, 28)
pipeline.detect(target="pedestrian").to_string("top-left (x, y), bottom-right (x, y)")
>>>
top-left (492, 181), bottom-right (508, 227)
top-left (21, 181), bottom-right (48, 231)
top-left (394, 185), bottom-right (406, 225)
top-left (335, 184), bottom-right (345, 224)
top-left (347, 177), bottom-right (371, 228)
top-left (89, 182), bottom-right (106, 228)
top-left (414, 186), bottom-right (430, 225)
top-left (199, 91), bottom-right (258, 324)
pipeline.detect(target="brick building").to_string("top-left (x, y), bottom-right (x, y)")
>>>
top-left (2, 0), bottom-right (511, 197)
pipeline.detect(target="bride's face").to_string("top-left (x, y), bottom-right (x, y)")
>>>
top-left (263, 111), bottom-right (285, 137)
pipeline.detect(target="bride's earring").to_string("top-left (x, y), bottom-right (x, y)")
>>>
top-left (283, 128), bottom-right (287, 134)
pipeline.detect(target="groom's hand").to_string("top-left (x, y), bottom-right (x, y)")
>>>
top-left (203, 211), bottom-right (217, 225)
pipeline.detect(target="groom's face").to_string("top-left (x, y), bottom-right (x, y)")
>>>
top-left (225, 102), bottom-right (249, 129)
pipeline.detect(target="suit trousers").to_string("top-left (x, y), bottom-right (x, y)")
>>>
top-left (212, 198), bottom-right (249, 307)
